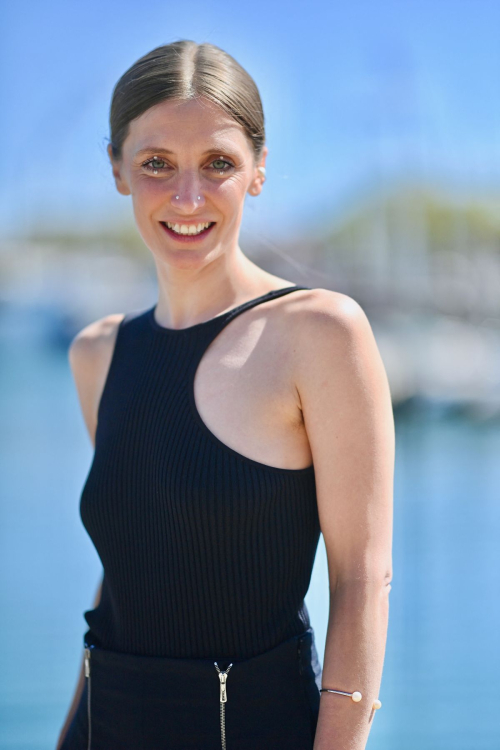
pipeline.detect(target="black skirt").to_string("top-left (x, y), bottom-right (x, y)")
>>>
top-left (59, 626), bottom-right (322, 749)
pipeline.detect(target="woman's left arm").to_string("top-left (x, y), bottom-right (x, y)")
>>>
top-left (294, 290), bottom-right (395, 750)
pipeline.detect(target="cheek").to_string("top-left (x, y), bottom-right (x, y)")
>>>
top-left (211, 175), bottom-right (248, 203)
top-left (130, 179), bottom-right (166, 216)
top-left (132, 176), bottom-right (165, 199)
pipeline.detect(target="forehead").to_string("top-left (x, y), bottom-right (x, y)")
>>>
top-left (125, 97), bottom-right (250, 157)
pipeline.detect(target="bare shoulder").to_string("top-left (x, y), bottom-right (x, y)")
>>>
top-left (68, 312), bottom-right (125, 378)
top-left (68, 313), bottom-right (125, 445)
top-left (290, 287), bottom-right (391, 412)
top-left (289, 287), bottom-right (373, 353)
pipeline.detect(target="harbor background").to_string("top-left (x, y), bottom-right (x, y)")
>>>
top-left (1, 0), bottom-right (500, 747)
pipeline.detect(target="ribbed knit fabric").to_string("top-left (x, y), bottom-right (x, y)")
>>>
top-left (80, 285), bottom-right (320, 660)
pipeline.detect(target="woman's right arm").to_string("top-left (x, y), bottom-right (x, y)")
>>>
top-left (55, 313), bottom-right (124, 749)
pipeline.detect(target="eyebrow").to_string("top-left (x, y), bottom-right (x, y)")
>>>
top-left (134, 145), bottom-right (240, 158)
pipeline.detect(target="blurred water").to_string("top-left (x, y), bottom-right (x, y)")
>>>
top-left (1, 333), bottom-right (499, 749)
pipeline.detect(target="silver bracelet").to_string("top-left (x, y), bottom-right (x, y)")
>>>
top-left (319, 688), bottom-right (382, 710)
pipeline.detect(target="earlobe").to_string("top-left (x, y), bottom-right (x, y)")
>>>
top-left (115, 177), bottom-right (131, 197)
top-left (248, 182), bottom-right (261, 197)
top-left (248, 162), bottom-right (266, 197)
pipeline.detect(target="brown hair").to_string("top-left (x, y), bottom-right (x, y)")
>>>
top-left (108, 40), bottom-right (265, 164)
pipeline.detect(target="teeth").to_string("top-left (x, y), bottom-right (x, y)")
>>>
top-left (165, 221), bottom-right (212, 235)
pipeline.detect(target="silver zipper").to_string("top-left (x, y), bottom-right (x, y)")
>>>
top-left (214, 662), bottom-right (233, 749)
top-left (84, 647), bottom-right (92, 750)
top-left (84, 646), bottom-right (231, 748)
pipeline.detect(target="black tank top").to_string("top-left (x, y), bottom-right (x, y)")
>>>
top-left (80, 285), bottom-right (320, 660)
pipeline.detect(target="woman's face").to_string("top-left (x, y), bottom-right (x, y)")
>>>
top-left (108, 96), bottom-right (267, 269)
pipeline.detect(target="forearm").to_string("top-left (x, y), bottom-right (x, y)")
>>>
top-left (313, 579), bottom-right (390, 750)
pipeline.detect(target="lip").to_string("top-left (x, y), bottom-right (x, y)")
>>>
top-left (161, 219), bottom-right (216, 225)
top-left (160, 221), bottom-right (216, 242)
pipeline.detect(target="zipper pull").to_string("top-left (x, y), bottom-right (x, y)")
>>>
top-left (218, 672), bottom-right (227, 703)
top-left (214, 662), bottom-right (233, 703)
top-left (84, 647), bottom-right (91, 678)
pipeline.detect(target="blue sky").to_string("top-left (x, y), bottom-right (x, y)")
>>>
top-left (1, 0), bottom-right (499, 241)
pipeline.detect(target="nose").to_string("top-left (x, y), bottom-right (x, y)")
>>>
top-left (170, 173), bottom-right (205, 212)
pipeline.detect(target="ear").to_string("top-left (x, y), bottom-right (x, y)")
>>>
top-left (248, 145), bottom-right (268, 197)
top-left (107, 143), bottom-right (131, 196)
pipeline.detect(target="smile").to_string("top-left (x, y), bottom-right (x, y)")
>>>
top-left (160, 221), bottom-right (216, 241)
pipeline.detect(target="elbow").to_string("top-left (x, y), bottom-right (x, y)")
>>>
top-left (384, 567), bottom-right (393, 590)
top-left (331, 567), bottom-right (393, 594)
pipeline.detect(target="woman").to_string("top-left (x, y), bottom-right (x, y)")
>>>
top-left (57, 40), bottom-right (394, 750)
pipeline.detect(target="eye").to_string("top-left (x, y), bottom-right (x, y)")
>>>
top-left (210, 158), bottom-right (234, 173)
top-left (142, 157), bottom-right (168, 173)
top-left (140, 156), bottom-right (235, 174)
